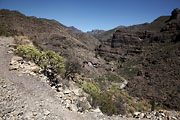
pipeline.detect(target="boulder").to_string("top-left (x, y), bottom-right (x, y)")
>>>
top-left (133, 112), bottom-right (141, 117)
top-left (63, 89), bottom-right (71, 94)
top-left (69, 104), bottom-right (78, 112)
top-left (139, 113), bottom-right (145, 119)
top-left (77, 99), bottom-right (91, 112)
top-left (73, 88), bottom-right (82, 96)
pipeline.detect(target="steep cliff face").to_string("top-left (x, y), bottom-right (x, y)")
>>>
top-left (97, 8), bottom-right (180, 110)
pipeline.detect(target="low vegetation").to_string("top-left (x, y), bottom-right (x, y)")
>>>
top-left (15, 45), bottom-right (41, 62)
top-left (106, 72), bottom-right (124, 82)
top-left (81, 78), bottom-right (151, 116)
top-left (82, 82), bottom-right (101, 97)
top-left (82, 81), bottom-right (117, 115)
top-left (99, 91), bottom-right (117, 115)
top-left (104, 57), bottom-right (113, 62)
top-left (64, 60), bottom-right (82, 79)
top-left (15, 45), bottom-right (65, 74)
top-left (0, 27), bottom-right (9, 37)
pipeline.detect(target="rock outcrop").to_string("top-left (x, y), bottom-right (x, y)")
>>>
top-left (170, 8), bottom-right (180, 20)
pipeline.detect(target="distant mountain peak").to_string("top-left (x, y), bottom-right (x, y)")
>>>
top-left (66, 26), bottom-right (83, 33)
top-left (87, 29), bottom-right (105, 36)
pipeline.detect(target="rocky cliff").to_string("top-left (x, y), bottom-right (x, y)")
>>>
top-left (97, 8), bottom-right (180, 110)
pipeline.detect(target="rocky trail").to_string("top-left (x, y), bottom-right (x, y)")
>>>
top-left (0, 37), bottom-right (140, 120)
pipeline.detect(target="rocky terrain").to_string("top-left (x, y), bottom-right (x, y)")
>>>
top-left (0, 8), bottom-right (180, 120)
top-left (0, 9), bottom-right (104, 78)
top-left (1, 36), bottom-right (145, 120)
top-left (96, 8), bottom-right (180, 111)
top-left (1, 35), bottom-right (179, 120)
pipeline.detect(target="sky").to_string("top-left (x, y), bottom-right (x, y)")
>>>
top-left (0, 0), bottom-right (180, 32)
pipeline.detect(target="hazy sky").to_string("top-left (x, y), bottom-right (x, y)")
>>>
top-left (0, 0), bottom-right (180, 32)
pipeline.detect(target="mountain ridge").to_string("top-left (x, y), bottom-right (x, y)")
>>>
top-left (0, 8), bottom-right (180, 118)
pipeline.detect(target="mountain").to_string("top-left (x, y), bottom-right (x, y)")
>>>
top-left (87, 29), bottom-right (105, 36)
top-left (0, 9), bottom-right (103, 77)
top-left (97, 8), bottom-right (180, 110)
top-left (66, 26), bottom-right (83, 34)
top-left (0, 8), bottom-right (180, 116)
top-left (93, 15), bottom-right (173, 42)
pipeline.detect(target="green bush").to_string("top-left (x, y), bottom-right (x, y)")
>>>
top-left (15, 45), bottom-right (41, 63)
top-left (94, 76), bottom-right (105, 82)
top-left (0, 27), bottom-right (9, 37)
top-left (15, 45), bottom-right (65, 74)
top-left (104, 57), bottom-right (113, 62)
top-left (82, 82), bottom-right (100, 97)
top-left (94, 76), bottom-right (107, 91)
top-left (82, 82), bottom-right (101, 107)
top-left (99, 91), bottom-right (117, 116)
top-left (44, 51), bottom-right (65, 74)
top-left (150, 99), bottom-right (156, 111)
top-left (82, 82), bottom-right (119, 116)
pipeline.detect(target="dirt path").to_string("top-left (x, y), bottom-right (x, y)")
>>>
top-left (0, 36), bottom-right (140, 120)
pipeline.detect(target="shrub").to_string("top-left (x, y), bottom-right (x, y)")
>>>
top-left (15, 45), bottom-right (41, 63)
top-left (64, 60), bottom-right (82, 79)
top-left (95, 52), bottom-right (99, 58)
top-left (106, 72), bottom-right (123, 82)
top-left (82, 82), bottom-right (119, 116)
top-left (44, 51), bottom-right (65, 74)
top-left (150, 98), bottom-right (156, 111)
top-left (94, 76), bottom-right (105, 82)
top-left (15, 45), bottom-right (65, 74)
top-left (82, 82), bottom-right (101, 106)
top-left (82, 82), bottom-right (100, 97)
top-left (0, 27), bottom-right (9, 37)
top-left (99, 91), bottom-right (117, 116)
top-left (104, 57), bottom-right (113, 62)
top-left (127, 98), bottom-right (151, 112)
top-left (94, 76), bottom-right (107, 91)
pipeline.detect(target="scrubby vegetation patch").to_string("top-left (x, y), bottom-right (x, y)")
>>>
top-left (15, 45), bottom-right (65, 74)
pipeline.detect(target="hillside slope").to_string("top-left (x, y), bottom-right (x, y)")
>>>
top-left (0, 9), bottom-right (103, 77)
top-left (0, 8), bottom-right (180, 118)
top-left (92, 15), bottom-right (171, 42)
top-left (97, 8), bottom-right (180, 110)
top-left (0, 36), bottom-right (143, 120)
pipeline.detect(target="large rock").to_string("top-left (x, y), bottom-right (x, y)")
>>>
top-left (77, 99), bottom-right (91, 112)
top-left (69, 104), bottom-right (78, 112)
